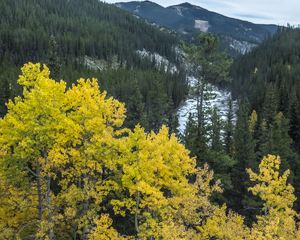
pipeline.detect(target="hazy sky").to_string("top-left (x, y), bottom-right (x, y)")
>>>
top-left (103, 0), bottom-right (300, 25)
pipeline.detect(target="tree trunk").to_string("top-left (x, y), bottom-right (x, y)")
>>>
top-left (46, 173), bottom-right (55, 240)
top-left (42, 150), bottom-right (55, 240)
top-left (81, 199), bottom-right (89, 240)
top-left (135, 191), bottom-right (140, 235)
top-left (36, 163), bottom-right (43, 221)
top-left (196, 77), bottom-right (205, 138)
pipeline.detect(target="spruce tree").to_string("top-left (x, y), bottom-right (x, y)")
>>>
top-left (125, 79), bottom-right (146, 129)
top-left (210, 107), bottom-right (223, 152)
top-left (262, 84), bottom-right (279, 125)
top-left (289, 99), bottom-right (300, 153)
top-left (183, 33), bottom-right (232, 163)
top-left (224, 98), bottom-right (234, 156)
top-left (0, 78), bottom-right (10, 117)
top-left (232, 100), bottom-right (259, 221)
top-left (47, 35), bottom-right (61, 79)
top-left (267, 112), bottom-right (295, 170)
top-left (183, 113), bottom-right (199, 158)
top-left (166, 96), bottom-right (179, 136)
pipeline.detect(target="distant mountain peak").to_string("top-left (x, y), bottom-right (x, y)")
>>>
top-left (116, 1), bottom-right (278, 55)
top-left (143, 0), bottom-right (159, 5)
top-left (169, 2), bottom-right (206, 15)
top-left (176, 2), bottom-right (197, 8)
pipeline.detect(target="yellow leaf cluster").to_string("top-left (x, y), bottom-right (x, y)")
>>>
top-left (247, 155), bottom-right (299, 239)
top-left (1, 63), bottom-right (300, 240)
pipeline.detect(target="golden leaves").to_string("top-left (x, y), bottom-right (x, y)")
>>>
top-left (248, 155), bottom-right (299, 240)
top-left (1, 63), bottom-right (300, 239)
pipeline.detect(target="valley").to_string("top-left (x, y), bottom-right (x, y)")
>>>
top-left (0, 0), bottom-right (300, 239)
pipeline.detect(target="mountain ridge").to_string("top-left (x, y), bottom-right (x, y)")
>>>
top-left (116, 1), bottom-right (279, 54)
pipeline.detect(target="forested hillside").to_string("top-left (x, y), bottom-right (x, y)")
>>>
top-left (232, 27), bottom-right (300, 154)
top-left (231, 27), bottom-right (300, 210)
top-left (0, 0), bottom-right (187, 131)
top-left (0, 0), bottom-right (177, 64)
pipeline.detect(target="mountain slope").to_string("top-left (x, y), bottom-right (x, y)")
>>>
top-left (0, 0), bottom-right (178, 66)
top-left (168, 3), bottom-right (277, 43)
top-left (116, 1), bottom-right (278, 54)
top-left (232, 27), bottom-right (300, 107)
top-left (0, 0), bottom-right (188, 131)
top-left (116, 0), bottom-right (184, 28)
top-left (231, 27), bottom-right (300, 151)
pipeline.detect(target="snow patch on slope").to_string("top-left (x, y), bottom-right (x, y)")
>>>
top-left (172, 6), bottom-right (184, 16)
top-left (83, 56), bottom-right (125, 71)
top-left (194, 20), bottom-right (210, 32)
top-left (136, 49), bottom-right (178, 73)
top-left (134, 5), bottom-right (141, 14)
top-left (229, 39), bottom-right (257, 54)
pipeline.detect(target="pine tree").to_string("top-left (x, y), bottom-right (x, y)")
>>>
top-left (224, 98), bottom-right (234, 156)
top-left (166, 96), bottom-right (179, 135)
top-left (0, 78), bottom-right (11, 117)
top-left (210, 107), bottom-right (223, 152)
top-left (183, 113), bottom-right (199, 157)
top-left (147, 77), bottom-right (168, 132)
top-left (267, 113), bottom-right (295, 170)
top-left (262, 84), bottom-right (278, 125)
top-left (47, 35), bottom-right (61, 79)
top-left (125, 79), bottom-right (146, 129)
top-left (289, 99), bottom-right (300, 152)
top-left (232, 100), bottom-right (258, 220)
top-left (183, 33), bottom-right (232, 163)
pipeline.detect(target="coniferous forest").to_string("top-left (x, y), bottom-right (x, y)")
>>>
top-left (1, 0), bottom-right (300, 239)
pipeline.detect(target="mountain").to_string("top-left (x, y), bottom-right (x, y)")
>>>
top-left (116, 1), bottom-right (278, 54)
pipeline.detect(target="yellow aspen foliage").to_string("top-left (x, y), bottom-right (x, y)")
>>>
top-left (88, 215), bottom-right (127, 240)
top-left (0, 63), bottom-right (69, 239)
top-left (49, 77), bottom-right (126, 238)
top-left (17, 62), bottom-right (51, 88)
top-left (0, 172), bottom-right (38, 239)
top-left (247, 155), bottom-right (299, 239)
top-left (166, 164), bottom-right (222, 228)
top-left (159, 220), bottom-right (197, 240)
top-left (198, 205), bottom-right (249, 240)
top-left (0, 63), bottom-right (127, 239)
top-left (111, 125), bottom-right (198, 239)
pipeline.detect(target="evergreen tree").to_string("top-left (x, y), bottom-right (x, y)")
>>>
top-left (289, 99), bottom-right (300, 153)
top-left (232, 100), bottom-right (259, 220)
top-left (183, 113), bottom-right (199, 158)
top-left (224, 98), bottom-right (234, 156)
top-left (146, 77), bottom-right (168, 132)
top-left (183, 33), bottom-right (232, 162)
top-left (0, 78), bottom-right (10, 117)
top-left (267, 112), bottom-right (295, 170)
top-left (210, 107), bottom-right (223, 152)
top-left (256, 119), bottom-right (269, 160)
top-left (125, 79), bottom-right (146, 129)
top-left (47, 35), bottom-right (61, 79)
top-left (166, 96), bottom-right (179, 135)
top-left (262, 84), bottom-right (278, 125)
